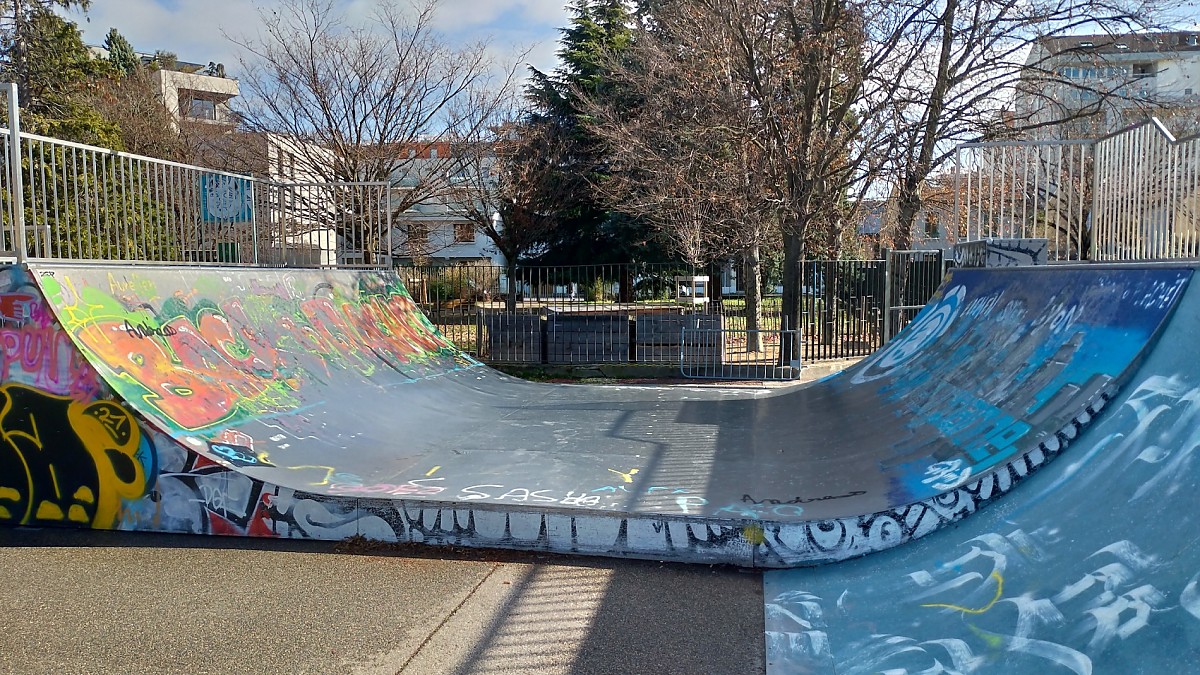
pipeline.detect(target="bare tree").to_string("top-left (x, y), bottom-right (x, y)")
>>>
top-left (87, 65), bottom-right (185, 159)
top-left (874, 0), bottom-right (1171, 249)
top-left (230, 0), bottom-right (522, 263)
top-left (448, 109), bottom-right (572, 310)
top-left (584, 0), bottom-right (901, 360)
top-left (582, 6), bottom-right (780, 350)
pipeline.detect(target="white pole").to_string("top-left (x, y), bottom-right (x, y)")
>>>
top-left (5, 84), bottom-right (26, 261)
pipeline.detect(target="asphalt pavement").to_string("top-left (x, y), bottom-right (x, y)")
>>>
top-left (0, 527), bottom-right (765, 675)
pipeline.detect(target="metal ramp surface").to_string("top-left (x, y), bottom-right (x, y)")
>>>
top-left (0, 262), bottom-right (1189, 567)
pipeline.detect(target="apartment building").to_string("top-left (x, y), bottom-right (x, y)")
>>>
top-left (388, 141), bottom-right (501, 266)
top-left (1017, 32), bottom-right (1200, 138)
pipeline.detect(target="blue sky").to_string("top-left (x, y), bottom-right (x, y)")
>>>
top-left (68, 0), bottom-right (570, 80)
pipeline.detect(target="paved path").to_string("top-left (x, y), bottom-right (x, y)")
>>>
top-left (0, 528), bottom-right (765, 674)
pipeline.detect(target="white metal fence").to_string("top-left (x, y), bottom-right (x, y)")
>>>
top-left (954, 139), bottom-right (1092, 261)
top-left (0, 84), bottom-right (394, 266)
top-left (955, 118), bottom-right (1200, 262)
top-left (1091, 119), bottom-right (1200, 260)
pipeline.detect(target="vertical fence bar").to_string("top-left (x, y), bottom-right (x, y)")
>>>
top-left (5, 84), bottom-right (25, 260)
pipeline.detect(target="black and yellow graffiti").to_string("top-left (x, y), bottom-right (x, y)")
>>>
top-left (0, 384), bottom-right (149, 528)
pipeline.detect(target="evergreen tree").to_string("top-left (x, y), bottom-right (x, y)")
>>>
top-left (0, 9), bottom-right (179, 259)
top-left (104, 28), bottom-right (138, 77)
top-left (2, 10), bottom-right (118, 146)
top-left (0, 0), bottom-right (91, 100)
top-left (526, 0), bottom-right (673, 267)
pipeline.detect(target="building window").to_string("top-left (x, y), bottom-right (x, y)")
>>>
top-left (1133, 62), bottom-right (1156, 78)
top-left (182, 94), bottom-right (217, 120)
top-left (407, 224), bottom-right (430, 255)
top-left (275, 150), bottom-right (296, 180)
top-left (454, 223), bottom-right (475, 244)
top-left (429, 147), bottom-right (438, 159)
top-left (924, 212), bottom-right (940, 239)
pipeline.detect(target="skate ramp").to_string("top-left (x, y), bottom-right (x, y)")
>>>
top-left (7, 262), bottom-right (1185, 566)
top-left (763, 275), bottom-right (1200, 673)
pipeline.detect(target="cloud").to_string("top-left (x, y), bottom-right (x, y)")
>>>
top-left (67, 0), bottom-right (566, 80)
top-left (69, 0), bottom-right (260, 71)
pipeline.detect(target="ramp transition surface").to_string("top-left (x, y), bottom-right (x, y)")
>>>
top-left (0, 262), bottom-right (1190, 567)
top-left (763, 275), bottom-right (1200, 674)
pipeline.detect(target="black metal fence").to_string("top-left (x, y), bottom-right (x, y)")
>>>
top-left (396, 256), bottom-right (945, 372)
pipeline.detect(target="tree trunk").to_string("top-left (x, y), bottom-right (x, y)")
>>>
top-left (743, 245), bottom-right (764, 353)
top-left (894, 186), bottom-right (921, 250)
top-left (780, 231), bottom-right (804, 364)
top-left (504, 255), bottom-right (519, 313)
top-left (619, 266), bottom-right (634, 303)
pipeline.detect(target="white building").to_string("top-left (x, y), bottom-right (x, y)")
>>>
top-left (1017, 32), bottom-right (1200, 138)
top-left (387, 141), bottom-right (501, 266)
top-left (150, 69), bottom-right (239, 129)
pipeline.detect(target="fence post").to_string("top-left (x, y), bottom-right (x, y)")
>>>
top-left (628, 315), bottom-right (637, 362)
top-left (953, 147), bottom-right (961, 248)
top-left (249, 179), bottom-right (259, 265)
top-left (4, 84), bottom-right (25, 262)
top-left (539, 311), bottom-right (549, 364)
top-left (1089, 139), bottom-right (1100, 261)
top-left (882, 248), bottom-right (893, 342)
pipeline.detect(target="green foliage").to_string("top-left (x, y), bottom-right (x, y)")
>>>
top-left (104, 28), bottom-right (138, 76)
top-left (525, 0), bottom-right (668, 266)
top-left (583, 276), bottom-right (609, 302)
top-left (2, 11), bottom-right (112, 124)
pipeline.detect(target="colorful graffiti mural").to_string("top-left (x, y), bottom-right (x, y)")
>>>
top-left (0, 261), bottom-right (1193, 572)
top-left (839, 267), bottom-right (1188, 502)
top-left (0, 384), bottom-right (151, 527)
top-left (36, 267), bottom-right (470, 432)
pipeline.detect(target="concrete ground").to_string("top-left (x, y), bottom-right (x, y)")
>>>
top-left (0, 526), bottom-right (765, 674)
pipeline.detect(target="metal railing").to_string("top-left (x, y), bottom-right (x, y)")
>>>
top-left (0, 85), bottom-right (395, 266)
top-left (954, 117), bottom-right (1200, 262)
top-left (884, 249), bottom-right (946, 341)
top-left (681, 328), bottom-right (800, 380)
top-left (1091, 119), bottom-right (1200, 260)
top-left (397, 258), bottom-right (943, 372)
top-left (954, 139), bottom-right (1092, 261)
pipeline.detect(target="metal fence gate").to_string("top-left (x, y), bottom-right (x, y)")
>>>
top-left (884, 250), bottom-right (947, 342)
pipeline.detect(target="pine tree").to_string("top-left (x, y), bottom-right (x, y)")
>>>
top-left (525, 0), bottom-right (671, 268)
top-left (2, 10), bottom-right (118, 145)
top-left (104, 28), bottom-right (138, 77)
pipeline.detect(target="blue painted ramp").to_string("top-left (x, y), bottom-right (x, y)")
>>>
top-left (764, 274), bottom-right (1200, 671)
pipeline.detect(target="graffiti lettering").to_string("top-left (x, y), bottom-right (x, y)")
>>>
top-left (741, 490), bottom-right (866, 506)
top-left (922, 459), bottom-right (972, 491)
top-left (209, 442), bottom-right (272, 468)
top-left (122, 319), bottom-right (178, 339)
top-left (328, 478), bottom-right (445, 497)
top-left (0, 322), bottom-right (102, 397)
top-left (458, 484), bottom-right (602, 507)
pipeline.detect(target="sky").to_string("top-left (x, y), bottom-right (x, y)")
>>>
top-left (67, 0), bottom-right (570, 81)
